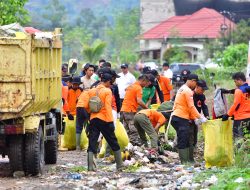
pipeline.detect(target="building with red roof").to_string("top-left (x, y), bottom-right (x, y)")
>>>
top-left (139, 8), bottom-right (236, 62)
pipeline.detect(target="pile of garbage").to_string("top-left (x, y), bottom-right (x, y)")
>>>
top-left (0, 23), bottom-right (60, 39)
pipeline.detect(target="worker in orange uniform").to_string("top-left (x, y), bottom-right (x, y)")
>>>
top-left (222, 72), bottom-right (250, 137)
top-left (67, 77), bottom-right (82, 119)
top-left (151, 70), bottom-right (173, 101)
top-left (134, 109), bottom-right (168, 151)
top-left (171, 74), bottom-right (207, 163)
top-left (76, 89), bottom-right (90, 150)
top-left (87, 73), bottom-right (123, 171)
top-left (120, 75), bottom-right (150, 146)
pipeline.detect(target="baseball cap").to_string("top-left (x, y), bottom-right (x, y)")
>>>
top-left (150, 69), bottom-right (159, 77)
top-left (197, 80), bottom-right (208, 90)
top-left (72, 76), bottom-right (81, 84)
top-left (121, 63), bottom-right (128, 68)
top-left (187, 74), bottom-right (199, 81)
top-left (101, 73), bottom-right (113, 82)
top-left (110, 69), bottom-right (120, 78)
top-left (147, 73), bottom-right (156, 85)
top-left (142, 66), bottom-right (151, 74)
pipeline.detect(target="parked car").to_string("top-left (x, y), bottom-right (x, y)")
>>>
top-left (170, 63), bottom-right (205, 86)
top-left (143, 61), bottom-right (159, 70)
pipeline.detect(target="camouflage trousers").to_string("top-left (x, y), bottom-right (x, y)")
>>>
top-left (120, 111), bottom-right (141, 146)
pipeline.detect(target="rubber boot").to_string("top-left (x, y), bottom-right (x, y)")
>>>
top-left (189, 146), bottom-right (195, 162)
top-left (87, 152), bottom-right (96, 171)
top-left (178, 148), bottom-right (190, 164)
top-left (76, 133), bottom-right (81, 151)
top-left (114, 150), bottom-right (124, 171)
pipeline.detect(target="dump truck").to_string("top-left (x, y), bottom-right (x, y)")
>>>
top-left (0, 28), bottom-right (62, 175)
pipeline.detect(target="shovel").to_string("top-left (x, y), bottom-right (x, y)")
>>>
top-left (164, 112), bottom-right (173, 143)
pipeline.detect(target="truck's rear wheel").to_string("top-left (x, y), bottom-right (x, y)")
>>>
top-left (45, 139), bottom-right (57, 164)
top-left (9, 135), bottom-right (24, 172)
top-left (24, 126), bottom-right (44, 175)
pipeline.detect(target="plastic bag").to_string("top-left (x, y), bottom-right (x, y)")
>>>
top-left (63, 117), bottom-right (88, 150)
top-left (99, 120), bottom-right (129, 157)
top-left (80, 126), bottom-right (89, 150)
top-left (202, 119), bottom-right (234, 168)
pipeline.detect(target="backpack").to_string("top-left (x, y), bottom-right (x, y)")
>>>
top-left (89, 89), bottom-right (103, 113)
top-left (213, 89), bottom-right (228, 118)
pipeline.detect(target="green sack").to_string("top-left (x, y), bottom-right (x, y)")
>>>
top-left (157, 101), bottom-right (174, 112)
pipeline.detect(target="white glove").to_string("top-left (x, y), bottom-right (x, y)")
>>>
top-left (200, 116), bottom-right (208, 123)
top-left (117, 113), bottom-right (120, 119)
top-left (194, 118), bottom-right (202, 126)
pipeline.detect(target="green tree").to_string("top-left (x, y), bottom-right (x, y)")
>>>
top-left (0, 0), bottom-right (30, 25)
top-left (63, 27), bottom-right (92, 61)
top-left (82, 39), bottom-right (106, 63)
top-left (231, 19), bottom-right (250, 44)
top-left (213, 43), bottom-right (248, 69)
top-left (107, 9), bottom-right (140, 63)
top-left (42, 0), bottom-right (68, 29)
top-left (163, 47), bottom-right (190, 63)
top-left (76, 8), bottom-right (109, 40)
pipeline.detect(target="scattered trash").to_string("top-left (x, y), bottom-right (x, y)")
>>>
top-left (66, 173), bottom-right (82, 180)
top-left (234, 177), bottom-right (244, 183)
top-left (13, 171), bottom-right (25, 178)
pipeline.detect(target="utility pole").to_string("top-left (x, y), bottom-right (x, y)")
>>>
top-left (220, 11), bottom-right (235, 46)
top-left (247, 41), bottom-right (250, 84)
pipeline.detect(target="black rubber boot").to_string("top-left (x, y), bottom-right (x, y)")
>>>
top-left (87, 152), bottom-right (96, 171)
top-left (114, 150), bottom-right (124, 171)
top-left (76, 134), bottom-right (81, 151)
top-left (178, 148), bottom-right (190, 164)
top-left (189, 146), bottom-right (195, 162)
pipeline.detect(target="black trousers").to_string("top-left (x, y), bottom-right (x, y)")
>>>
top-left (233, 118), bottom-right (250, 138)
top-left (189, 121), bottom-right (198, 147)
top-left (76, 107), bottom-right (89, 134)
top-left (171, 116), bottom-right (190, 149)
top-left (88, 118), bottom-right (120, 154)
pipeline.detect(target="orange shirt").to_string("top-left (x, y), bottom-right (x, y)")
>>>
top-left (62, 83), bottom-right (69, 114)
top-left (112, 95), bottom-right (117, 111)
top-left (173, 84), bottom-right (200, 120)
top-left (90, 84), bottom-right (113, 122)
top-left (228, 88), bottom-right (250, 120)
top-left (121, 81), bottom-right (143, 113)
top-left (158, 76), bottom-right (173, 101)
top-left (76, 90), bottom-right (90, 113)
top-left (138, 109), bottom-right (166, 128)
top-left (68, 88), bottom-right (82, 115)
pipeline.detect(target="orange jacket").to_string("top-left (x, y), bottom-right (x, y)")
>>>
top-left (173, 84), bottom-right (200, 120)
top-left (121, 81), bottom-right (143, 113)
top-left (62, 82), bottom-right (69, 114)
top-left (158, 76), bottom-right (173, 101)
top-left (76, 90), bottom-right (90, 113)
top-left (228, 87), bottom-right (250, 120)
top-left (90, 84), bottom-right (113, 122)
top-left (112, 95), bottom-right (117, 111)
top-left (68, 88), bottom-right (82, 115)
top-left (138, 109), bottom-right (166, 127)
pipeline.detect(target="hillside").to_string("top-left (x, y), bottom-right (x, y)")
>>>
top-left (25, 0), bottom-right (139, 28)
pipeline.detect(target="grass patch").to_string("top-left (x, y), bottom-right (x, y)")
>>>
top-left (124, 162), bottom-right (142, 172)
top-left (210, 167), bottom-right (250, 190)
top-left (70, 166), bottom-right (87, 173)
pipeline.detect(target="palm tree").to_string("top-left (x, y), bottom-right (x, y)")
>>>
top-left (82, 39), bottom-right (106, 63)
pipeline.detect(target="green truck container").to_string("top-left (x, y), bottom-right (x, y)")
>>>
top-left (0, 28), bottom-right (62, 176)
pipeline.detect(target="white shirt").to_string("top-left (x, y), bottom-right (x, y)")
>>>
top-left (116, 72), bottom-right (136, 99)
top-left (163, 69), bottom-right (173, 79)
top-left (80, 75), bottom-right (96, 89)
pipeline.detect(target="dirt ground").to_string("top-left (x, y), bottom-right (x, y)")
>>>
top-left (0, 148), bottom-right (208, 190)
